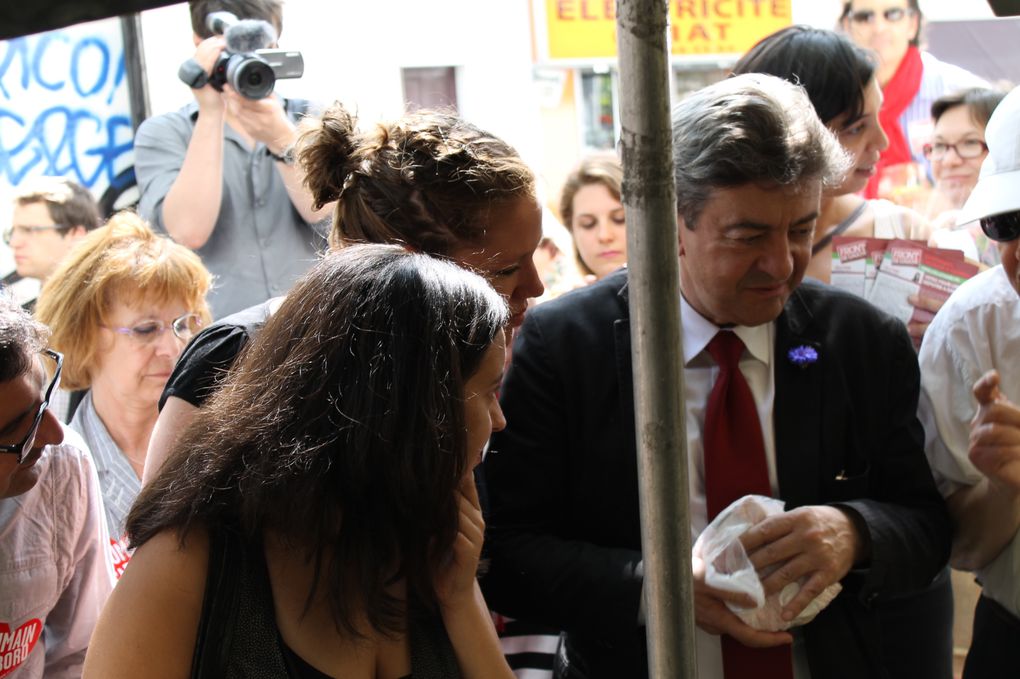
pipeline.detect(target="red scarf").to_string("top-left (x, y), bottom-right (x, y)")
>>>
top-left (865, 46), bottom-right (923, 198)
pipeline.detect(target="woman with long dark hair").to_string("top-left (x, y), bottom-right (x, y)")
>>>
top-left (84, 244), bottom-right (515, 678)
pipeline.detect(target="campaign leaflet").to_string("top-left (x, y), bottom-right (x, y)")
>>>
top-left (908, 250), bottom-right (980, 330)
top-left (831, 238), bottom-right (977, 333)
top-left (831, 237), bottom-right (889, 298)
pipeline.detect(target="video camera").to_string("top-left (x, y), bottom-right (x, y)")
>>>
top-left (178, 11), bottom-right (304, 100)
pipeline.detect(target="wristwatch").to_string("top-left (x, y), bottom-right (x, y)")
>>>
top-left (267, 144), bottom-right (295, 165)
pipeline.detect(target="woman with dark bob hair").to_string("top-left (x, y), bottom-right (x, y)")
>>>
top-left (83, 244), bottom-right (515, 678)
top-left (733, 27), bottom-right (931, 329)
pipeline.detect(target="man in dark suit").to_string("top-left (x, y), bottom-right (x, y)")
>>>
top-left (482, 74), bottom-right (950, 679)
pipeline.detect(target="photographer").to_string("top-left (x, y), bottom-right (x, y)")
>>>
top-left (135, 0), bottom-right (331, 319)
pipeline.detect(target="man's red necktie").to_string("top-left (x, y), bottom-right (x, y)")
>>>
top-left (703, 331), bottom-right (793, 679)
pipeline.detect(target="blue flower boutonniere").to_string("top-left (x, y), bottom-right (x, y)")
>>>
top-left (787, 344), bottom-right (819, 368)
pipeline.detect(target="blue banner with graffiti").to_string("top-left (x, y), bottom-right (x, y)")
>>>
top-left (0, 17), bottom-right (135, 215)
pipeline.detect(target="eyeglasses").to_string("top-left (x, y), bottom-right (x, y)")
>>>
top-left (923, 140), bottom-right (989, 161)
top-left (2, 224), bottom-right (65, 245)
top-left (980, 210), bottom-right (1020, 243)
top-left (848, 7), bottom-right (914, 24)
top-left (104, 313), bottom-right (205, 345)
top-left (0, 350), bottom-right (62, 464)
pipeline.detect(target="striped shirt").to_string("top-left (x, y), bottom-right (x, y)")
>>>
top-left (69, 392), bottom-right (139, 556)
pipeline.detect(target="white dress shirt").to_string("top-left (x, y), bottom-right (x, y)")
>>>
top-left (679, 295), bottom-right (810, 679)
top-left (918, 265), bottom-right (1020, 618)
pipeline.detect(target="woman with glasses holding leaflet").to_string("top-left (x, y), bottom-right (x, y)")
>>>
top-left (840, 0), bottom-right (985, 201)
top-left (35, 211), bottom-right (211, 568)
top-left (924, 88), bottom-right (1007, 263)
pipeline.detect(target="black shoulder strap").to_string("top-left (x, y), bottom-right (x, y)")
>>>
top-left (813, 200), bottom-right (869, 256)
top-left (408, 601), bottom-right (461, 679)
top-left (190, 528), bottom-right (290, 678)
top-left (190, 528), bottom-right (241, 678)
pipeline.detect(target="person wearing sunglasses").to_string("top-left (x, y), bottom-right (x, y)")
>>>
top-left (0, 291), bottom-right (115, 677)
top-left (840, 1), bottom-right (985, 199)
top-left (35, 211), bottom-right (211, 572)
top-left (918, 84), bottom-right (1020, 678)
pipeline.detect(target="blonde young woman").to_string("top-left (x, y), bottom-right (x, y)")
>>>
top-left (558, 152), bottom-right (627, 282)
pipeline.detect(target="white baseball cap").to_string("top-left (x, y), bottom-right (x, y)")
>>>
top-left (958, 85), bottom-right (1020, 225)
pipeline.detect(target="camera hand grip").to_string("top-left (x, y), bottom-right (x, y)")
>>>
top-left (178, 59), bottom-right (210, 90)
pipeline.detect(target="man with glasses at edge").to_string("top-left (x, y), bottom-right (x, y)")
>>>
top-left (918, 84), bottom-right (1020, 677)
top-left (2, 178), bottom-right (100, 311)
top-left (840, 0), bottom-right (985, 198)
top-left (0, 292), bottom-right (115, 678)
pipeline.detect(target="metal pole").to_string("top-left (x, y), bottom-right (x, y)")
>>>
top-left (120, 13), bottom-right (151, 131)
top-left (615, 2), bottom-right (697, 678)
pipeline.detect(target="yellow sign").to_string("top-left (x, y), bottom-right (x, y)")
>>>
top-left (542, 0), bottom-right (793, 60)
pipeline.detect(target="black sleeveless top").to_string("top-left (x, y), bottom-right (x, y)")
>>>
top-left (190, 527), bottom-right (460, 678)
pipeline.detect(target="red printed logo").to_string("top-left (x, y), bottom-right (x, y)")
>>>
top-left (836, 241), bottom-right (867, 262)
top-left (110, 536), bottom-right (131, 579)
top-left (891, 247), bottom-right (921, 265)
top-left (0, 618), bottom-right (42, 677)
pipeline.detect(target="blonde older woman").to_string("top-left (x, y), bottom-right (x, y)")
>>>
top-left (36, 212), bottom-right (210, 565)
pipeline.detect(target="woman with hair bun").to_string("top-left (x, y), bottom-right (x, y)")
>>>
top-left (144, 103), bottom-right (544, 484)
top-left (84, 244), bottom-right (517, 678)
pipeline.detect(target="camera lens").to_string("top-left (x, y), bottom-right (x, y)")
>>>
top-left (226, 54), bottom-right (275, 100)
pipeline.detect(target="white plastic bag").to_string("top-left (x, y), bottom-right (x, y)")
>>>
top-left (692, 495), bottom-right (841, 632)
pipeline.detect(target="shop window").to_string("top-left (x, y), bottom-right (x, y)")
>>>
top-left (672, 64), bottom-right (730, 100)
top-left (578, 67), bottom-right (618, 151)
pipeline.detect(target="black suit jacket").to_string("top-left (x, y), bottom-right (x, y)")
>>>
top-left (482, 269), bottom-right (951, 678)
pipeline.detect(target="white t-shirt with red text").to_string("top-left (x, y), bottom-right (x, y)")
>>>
top-left (0, 426), bottom-right (115, 678)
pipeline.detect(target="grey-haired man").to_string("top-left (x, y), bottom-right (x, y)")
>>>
top-left (482, 73), bottom-right (950, 679)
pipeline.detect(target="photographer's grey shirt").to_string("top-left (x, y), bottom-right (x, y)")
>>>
top-left (134, 98), bottom-right (328, 319)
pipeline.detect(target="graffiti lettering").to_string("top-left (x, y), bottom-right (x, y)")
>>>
top-left (0, 21), bottom-right (134, 203)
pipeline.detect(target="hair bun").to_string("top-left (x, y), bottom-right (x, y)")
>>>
top-left (297, 102), bottom-right (359, 209)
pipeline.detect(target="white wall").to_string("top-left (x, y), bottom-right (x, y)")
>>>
top-left (139, 1), bottom-right (545, 168)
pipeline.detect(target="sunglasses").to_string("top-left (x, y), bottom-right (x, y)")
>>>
top-left (0, 350), bottom-right (63, 464)
top-left (848, 7), bottom-right (914, 24)
top-left (980, 210), bottom-right (1020, 243)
